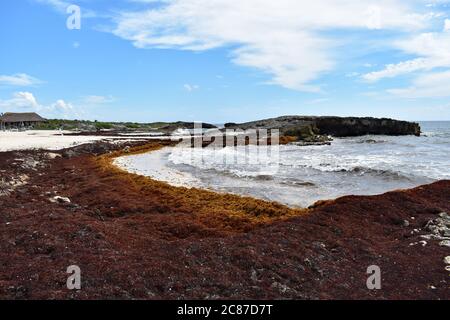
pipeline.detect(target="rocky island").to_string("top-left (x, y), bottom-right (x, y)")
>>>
top-left (225, 116), bottom-right (421, 145)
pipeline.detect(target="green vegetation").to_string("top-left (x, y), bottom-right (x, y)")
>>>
top-left (33, 119), bottom-right (173, 132)
top-left (124, 122), bottom-right (141, 129)
top-left (35, 119), bottom-right (84, 130)
top-left (94, 122), bottom-right (113, 130)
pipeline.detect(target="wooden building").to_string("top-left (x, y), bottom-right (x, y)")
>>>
top-left (0, 112), bottom-right (46, 130)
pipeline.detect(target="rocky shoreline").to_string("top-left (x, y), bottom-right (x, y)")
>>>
top-left (226, 116), bottom-right (421, 145)
top-left (0, 140), bottom-right (449, 299)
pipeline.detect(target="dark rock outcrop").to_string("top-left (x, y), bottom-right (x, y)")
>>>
top-left (313, 117), bottom-right (421, 137)
top-left (225, 116), bottom-right (421, 138)
top-left (160, 121), bottom-right (217, 132)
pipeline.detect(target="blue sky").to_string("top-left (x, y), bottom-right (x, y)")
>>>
top-left (1, 0), bottom-right (450, 122)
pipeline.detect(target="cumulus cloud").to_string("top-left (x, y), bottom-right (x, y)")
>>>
top-left (0, 74), bottom-right (43, 87)
top-left (111, 0), bottom-right (434, 91)
top-left (0, 92), bottom-right (40, 110)
top-left (50, 99), bottom-right (74, 111)
top-left (0, 92), bottom-right (79, 118)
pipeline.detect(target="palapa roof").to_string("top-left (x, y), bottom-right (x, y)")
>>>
top-left (0, 112), bottom-right (46, 123)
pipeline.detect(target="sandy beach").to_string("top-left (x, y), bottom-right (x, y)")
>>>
top-left (0, 130), bottom-right (119, 152)
top-left (0, 130), bottom-right (171, 152)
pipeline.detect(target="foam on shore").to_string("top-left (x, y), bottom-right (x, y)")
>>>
top-left (113, 147), bottom-right (202, 188)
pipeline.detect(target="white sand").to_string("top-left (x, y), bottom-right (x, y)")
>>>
top-left (0, 130), bottom-right (124, 152)
top-left (117, 132), bottom-right (164, 136)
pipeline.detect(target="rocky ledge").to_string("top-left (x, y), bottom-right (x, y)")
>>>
top-left (225, 116), bottom-right (421, 143)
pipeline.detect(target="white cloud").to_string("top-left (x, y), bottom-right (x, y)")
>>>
top-left (50, 99), bottom-right (74, 111)
top-left (362, 23), bottom-right (450, 98)
top-left (34, 0), bottom-right (98, 18)
top-left (183, 84), bottom-right (199, 92)
top-left (0, 74), bottom-right (43, 87)
top-left (0, 92), bottom-right (79, 118)
top-left (112, 0), bottom-right (434, 91)
top-left (0, 92), bottom-right (40, 110)
top-left (365, 5), bottom-right (382, 30)
top-left (363, 28), bottom-right (450, 82)
top-left (35, 0), bottom-right (70, 12)
top-left (445, 19), bottom-right (450, 31)
top-left (83, 95), bottom-right (115, 104)
top-left (388, 70), bottom-right (450, 98)
top-left (363, 58), bottom-right (437, 81)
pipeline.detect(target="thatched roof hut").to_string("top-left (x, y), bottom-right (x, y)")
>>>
top-left (0, 112), bottom-right (46, 129)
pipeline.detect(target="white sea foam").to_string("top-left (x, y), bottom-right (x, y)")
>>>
top-left (114, 148), bottom-right (202, 188)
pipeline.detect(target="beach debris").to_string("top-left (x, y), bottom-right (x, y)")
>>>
top-left (45, 152), bottom-right (62, 160)
top-left (50, 196), bottom-right (71, 204)
top-left (0, 175), bottom-right (29, 197)
top-left (420, 234), bottom-right (450, 241)
top-left (20, 157), bottom-right (41, 170)
top-left (0, 178), bottom-right (11, 196)
top-left (409, 240), bottom-right (428, 247)
top-left (271, 282), bottom-right (293, 294)
top-left (439, 212), bottom-right (450, 219)
top-left (402, 220), bottom-right (410, 227)
top-left (250, 269), bottom-right (258, 282)
top-left (439, 240), bottom-right (450, 248)
top-left (17, 174), bottom-right (29, 184)
top-left (414, 211), bottom-right (450, 259)
top-left (123, 146), bottom-right (131, 153)
top-left (424, 213), bottom-right (450, 238)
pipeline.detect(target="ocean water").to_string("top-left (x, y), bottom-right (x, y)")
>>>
top-left (115, 121), bottom-right (450, 208)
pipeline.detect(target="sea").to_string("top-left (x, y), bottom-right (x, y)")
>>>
top-left (115, 121), bottom-right (450, 208)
